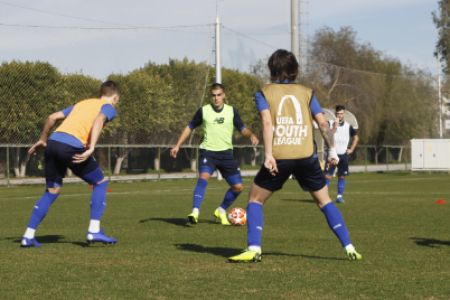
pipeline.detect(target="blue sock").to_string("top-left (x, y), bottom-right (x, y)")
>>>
top-left (337, 177), bottom-right (346, 195)
top-left (247, 202), bottom-right (264, 247)
top-left (27, 191), bottom-right (59, 229)
top-left (325, 177), bottom-right (331, 186)
top-left (321, 202), bottom-right (351, 248)
top-left (192, 178), bottom-right (208, 209)
top-left (90, 181), bottom-right (108, 220)
top-left (220, 188), bottom-right (241, 210)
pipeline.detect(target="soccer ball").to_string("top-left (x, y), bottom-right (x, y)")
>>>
top-left (228, 207), bottom-right (247, 225)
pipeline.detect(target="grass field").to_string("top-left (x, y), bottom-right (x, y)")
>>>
top-left (0, 173), bottom-right (449, 299)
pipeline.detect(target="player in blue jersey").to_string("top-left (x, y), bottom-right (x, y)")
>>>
top-left (171, 83), bottom-right (259, 225)
top-left (325, 105), bottom-right (359, 203)
top-left (228, 49), bottom-right (362, 262)
top-left (21, 81), bottom-right (120, 247)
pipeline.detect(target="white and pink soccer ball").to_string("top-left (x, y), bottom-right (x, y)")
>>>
top-left (228, 207), bottom-right (247, 225)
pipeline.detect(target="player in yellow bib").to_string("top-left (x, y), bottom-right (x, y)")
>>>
top-left (21, 81), bottom-right (120, 247)
top-left (228, 50), bottom-right (362, 262)
top-left (171, 83), bottom-right (259, 225)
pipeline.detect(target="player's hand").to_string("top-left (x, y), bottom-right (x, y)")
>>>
top-left (250, 134), bottom-right (259, 146)
top-left (346, 148), bottom-right (354, 155)
top-left (170, 147), bottom-right (179, 158)
top-left (327, 148), bottom-right (339, 166)
top-left (28, 140), bottom-right (47, 156)
top-left (264, 155), bottom-right (278, 176)
top-left (334, 118), bottom-right (339, 128)
top-left (72, 148), bottom-right (94, 164)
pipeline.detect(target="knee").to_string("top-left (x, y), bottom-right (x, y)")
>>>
top-left (47, 187), bottom-right (61, 195)
top-left (325, 174), bottom-right (332, 180)
top-left (232, 184), bottom-right (244, 193)
top-left (338, 176), bottom-right (345, 180)
top-left (95, 178), bottom-right (109, 186)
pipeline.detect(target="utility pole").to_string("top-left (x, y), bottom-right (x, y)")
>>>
top-left (215, 15), bottom-right (222, 84)
top-left (438, 62), bottom-right (443, 138)
top-left (291, 0), bottom-right (300, 63)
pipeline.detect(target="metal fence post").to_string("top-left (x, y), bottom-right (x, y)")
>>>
top-left (6, 145), bottom-right (10, 187)
top-left (108, 146), bottom-right (112, 180)
top-left (196, 147), bottom-right (199, 178)
top-left (386, 147), bottom-right (389, 171)
top-left (364, 146), bottom-right (368, 173)
top-left (157, 147), bottom-right (161, 180)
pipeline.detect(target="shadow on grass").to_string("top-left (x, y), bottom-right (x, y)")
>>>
top-left (2, 235), bottom-right (90, 248)
top-left (139, 217), bottom-right (190, 227)
top-left (281, 198), bottom-right (315, 204)
top-left (139, 217), bottom-right (219, 227)
top-left (411, 237), bottom-right (450, 248)
top-left (175, 243), bottom-right (345, 261)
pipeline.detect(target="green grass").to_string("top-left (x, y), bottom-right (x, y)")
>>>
top-left (0, 173), bottom-right (449, 299)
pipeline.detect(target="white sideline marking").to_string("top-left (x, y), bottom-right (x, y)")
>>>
top-left (0, 187), bottom-right (222, 201)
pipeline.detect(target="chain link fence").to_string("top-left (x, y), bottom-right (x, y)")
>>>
top-left (0, 144), bottom-right (410, 186)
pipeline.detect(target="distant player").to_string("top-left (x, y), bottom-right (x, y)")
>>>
top-left (21, 80), bottom-right (120, 247)
top-left (170, 83), bottom-right (259, 225)
top-left (325, 105), bottom-right (359, 203)
top-left (228, 49), bottom-right (362, 262)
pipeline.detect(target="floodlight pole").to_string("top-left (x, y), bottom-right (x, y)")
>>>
top-left (291, 0), bottom-right (300, 63)
top-left (215, 15), bottom-right (222, 84)
top-left (438, 63), bottom-right (443, 138)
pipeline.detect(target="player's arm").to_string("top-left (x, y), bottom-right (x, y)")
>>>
top-left (170, 108), bottom-right (202, 158)
top-left (233, 107), bottom-right (259, 145)
top-left (73, 113), bottom-right (107, 164)
top-left (310, 94), bottom-right (339, 165)
top-left (347, 126), bottom-right (359, 154)
top-left (254, 91), bottom-right (277, 175)
top-left (170, 127), bottom-right (193, 158)
top-left (28, 111), bottom-right (66, 156)
top-left (260, 109), bottom-right (277, 175)
top-left (315, 113), bottom-right (339, 165)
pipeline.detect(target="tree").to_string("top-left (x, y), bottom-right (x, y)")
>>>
top-left (433, 0), bottom-right (450, 74)
top-left (0, 61), bottom-right (62, 177)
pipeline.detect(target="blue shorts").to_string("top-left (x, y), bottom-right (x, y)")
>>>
top-left (254, 155), bottom-right (326, 192)
top-left (198, 149), bottom-right (242, 185)
top-left (325, 154), bottom-right (349, 177)
top-left (44, 140), bottom-right (104, 188)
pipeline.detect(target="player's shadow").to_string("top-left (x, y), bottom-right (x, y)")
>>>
top-left (411, 237), bottom-right (450, 248)
top-left (3, 235), bottom-right (90, 248)
top-left (139, 217), bottom-right (190, 227)
top-left (175, 243), bottom-right (345, 261)
top-left (281, 198), bottom-right (315, 204)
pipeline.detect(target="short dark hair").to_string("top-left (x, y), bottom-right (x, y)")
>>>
top-left (268, 49), bottom-right (299, 82)
top-left (100, 80), bottom-right (120, 97)
top-left (335, 105), bottom-right (346, 112)
top-left (211, 82), bottom-right (225, 92)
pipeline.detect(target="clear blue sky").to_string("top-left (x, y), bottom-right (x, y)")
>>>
top-left (0, 0), bottom-right (439, 79)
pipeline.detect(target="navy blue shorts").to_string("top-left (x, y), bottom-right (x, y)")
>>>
top-left (254, 155), bottom-right (326, 192)
top-left (45, 140), bottom-right (104, 188)
top-left (198, 149), bottom-right (242, 185)
top-left (325, 154), bottom-right (349, 177)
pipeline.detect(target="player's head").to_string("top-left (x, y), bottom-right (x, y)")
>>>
top-left (335, 105), bottom-right (345, 123)
top-left (210, 83), bottom-right (226, 109)
top-left (268, 49), bottom-right (299, 83)
top-left (100, 80), bottom-right (121, 106)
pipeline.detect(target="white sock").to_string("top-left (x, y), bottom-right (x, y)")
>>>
top-left (217, 207), bottom-right (226, 215)
top-left (23, 228), bottom-right (35, 239)
top-left (192, 208), bottom-right (199, 215)
top-left (248, 245), bottom-right (262, 253)
top-left (88, 220), bottom-right (100, 233)
top-left (345, 244), bottom-right (355, 252)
